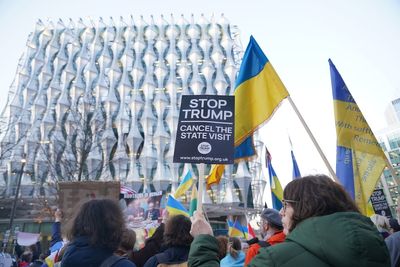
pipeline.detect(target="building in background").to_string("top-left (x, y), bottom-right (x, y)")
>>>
top-left (377, 97), bottom-right (400, 215)
top-left (0, 15), bottom-right (268, 234)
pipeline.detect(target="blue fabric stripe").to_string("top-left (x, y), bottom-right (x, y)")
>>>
top-left (329, 59), bottom-right (355, 103)
top-left (336, 146), bottom-right (355, 199)
top-left (291, 151), bottom-right (302, 179)
top-left (234, 136), bottom-right (256, 159)
top-left (272, 192), bottom-right (283, 210)
top-left (235, 36), bottom-right (269, 88)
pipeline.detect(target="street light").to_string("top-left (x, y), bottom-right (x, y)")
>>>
top-left (8, 158), bottom-right (26, 231)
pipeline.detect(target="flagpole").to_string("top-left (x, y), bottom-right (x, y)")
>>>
top-left (197, 163), bottom-right (205, 213)
top-left (287, 96), bottom-right (339, 182)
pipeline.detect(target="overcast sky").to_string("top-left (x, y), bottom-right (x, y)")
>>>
top-left (0, 0), bottom-right (399, 192)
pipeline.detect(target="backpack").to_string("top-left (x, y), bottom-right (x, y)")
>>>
top-left (99, 255), bottom-right (126, 267)
top-left (155, 253), bottom-right (188, 267)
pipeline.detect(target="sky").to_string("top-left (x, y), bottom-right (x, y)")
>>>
top-left (0, 0), bottom-right (400, 194)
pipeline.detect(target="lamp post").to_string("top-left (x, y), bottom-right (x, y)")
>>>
top-left (8, 158), bottom-right (26, 232)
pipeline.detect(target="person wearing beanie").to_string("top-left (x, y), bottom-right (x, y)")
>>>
top-left (244, 208), bottom-right (285, 266)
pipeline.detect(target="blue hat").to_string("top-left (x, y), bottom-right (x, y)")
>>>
top-left (261, 208), bottom-right (282, 228)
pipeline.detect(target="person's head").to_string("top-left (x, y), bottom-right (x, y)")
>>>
top-left (148, 202), bottom-right (154, 210)
top-left (259, 208), bottom-right (283, 239)
top-left (116, 228), bottom-right (136, 256)
top-left (163, 214), bottom-right (193, 247)
top-left (280, 174), bottom-right (358, 235)
top-left (21, 251), bottom-right (32, 263)
top-left (216, 236), bottom-right (228, 260)
top-left (66, 198), bottom-right (125, 251)
top-left (227, 237), bottom-right (241, 259)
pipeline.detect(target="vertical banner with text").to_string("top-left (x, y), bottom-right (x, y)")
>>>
top-left (173, 95), bottom-right (234, 164)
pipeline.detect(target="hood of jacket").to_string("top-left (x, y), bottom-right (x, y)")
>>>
top-left (61, 236), bottom-right (113, 267)
top-left (286, 212), bottom-right (390, 267)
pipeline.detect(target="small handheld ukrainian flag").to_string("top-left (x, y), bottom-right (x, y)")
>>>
top-left (266, 147), bottom-right (283, 210)
top-left (166, 195), bottom-right (189, 217)
top-left (227, 219), bottom-right (245, 238)
top-left (174, 169), bottom-right (194, 198)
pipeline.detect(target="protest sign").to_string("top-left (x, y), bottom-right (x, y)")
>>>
top-left (370, 188), bottom-right (392, 218)
top-left (173, 95), bottom-right (234, 164)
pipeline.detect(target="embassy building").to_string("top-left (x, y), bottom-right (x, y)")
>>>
top-left (0, 15), bottom-right (267, 234)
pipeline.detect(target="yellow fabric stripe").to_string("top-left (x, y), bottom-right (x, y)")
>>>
top-left (234, 62), bottom-right (289, 146)
top-left (272, 176), bottom-right (284, 201)
top-left (352, 149), bottom-right (386, 215)
top-left (334, 100), bottom-right (384, 156)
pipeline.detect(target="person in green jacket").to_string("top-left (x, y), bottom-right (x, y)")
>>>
top-left (188, 174), bottom-right (391, 267)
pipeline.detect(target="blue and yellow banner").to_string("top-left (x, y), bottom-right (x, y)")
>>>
top-left (266, 147), bottom-right (283, 210)
top-left (329, 59), bottom-right (386, 215)
top-left (234, 36), bottom-right (289, 160)
top-left (174, 169), bottom-right (194, 198)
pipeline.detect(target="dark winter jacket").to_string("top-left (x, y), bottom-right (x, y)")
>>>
top-left (128, 223), bottom-right (165, 267)
top-left (128, 240), bottom-right (163, 267)
top-left (61, 236), bottom-right (136, 267)
top-left (143, 246), bottom-right (190, 267)
top-left (249, 212), bottom-right (390, 267)
top-left (188, 235), bottom-right (219, 267)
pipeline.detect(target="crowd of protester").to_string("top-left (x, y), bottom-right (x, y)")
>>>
top-left (5, 174), bottom-right (400, 267)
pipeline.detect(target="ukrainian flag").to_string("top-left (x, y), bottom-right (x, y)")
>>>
top-left (166, 195), bottom-right (189, 217)
top-left (329, 59), bottom-right (386, 215)
top-left (228, 219), bottom-right (245, 238)
top-left (266, 147), bottom-right (283, 210)
top-left (174, 169), bottom-right (194, 198)
top-left (234, 36), bottom-right (289, 159)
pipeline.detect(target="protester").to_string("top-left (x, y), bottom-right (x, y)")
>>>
top-left (18, 251), bottom-right (32, 267)
top-left (115, 229), bottom-right (136, 257)
top-left (220, 237), bottom-right (245, 267)
top-left (143, 215), bottom-right (193, 267)
top-left (216, 236), bottom-right (228, 260)
top-left (370, 214), bottom-right (391, 239)
top-left (385, 230), bottom-right (400, 267)
top-left (188, 175), bottom-right (391, 267)
top-left (244, 208), bottom-right (284, 266)
top-left (127, 223), bottom-right (165, 267)
top-left (61, 199), bottom-right (136, 267)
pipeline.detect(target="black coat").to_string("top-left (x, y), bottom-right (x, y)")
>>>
top-left (128, 239), bottom-right (162, 267)
top-left (61, 236), bottom-right (135, 267)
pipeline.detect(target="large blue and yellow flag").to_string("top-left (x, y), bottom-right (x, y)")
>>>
top-left (329, 59), bottom-right (386, 215)
top-left (207, 36), bottom-right (289, 189)
top-left (174, 169), bottom-right (193, 198)
top-left (166, 195), bottom-right (189, 217)
top-left (266, 147), bottom-right (283, 210)
top-left (234, 36), bottom-right (289, 160)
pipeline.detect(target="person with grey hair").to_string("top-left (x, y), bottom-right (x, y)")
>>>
top-left (244, 208), bottom-right (285, 266)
